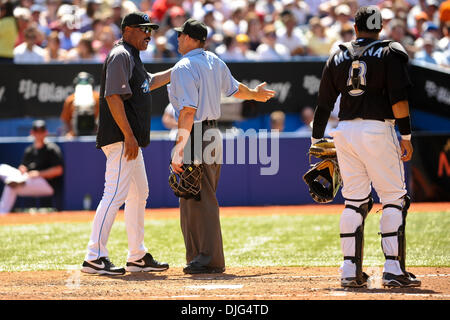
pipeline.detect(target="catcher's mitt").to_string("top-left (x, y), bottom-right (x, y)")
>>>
top-left (308, 138), bottom-right (337, 159)
top-left (303, 158), bottom-right (342, 203)
top-left (168, 163), bottom-right (203, 201)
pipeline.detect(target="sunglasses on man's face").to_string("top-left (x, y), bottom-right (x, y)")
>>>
top-left (177, 31), bottom-right (183, 38)
top-left (132, 25), bottom-right (154, 34)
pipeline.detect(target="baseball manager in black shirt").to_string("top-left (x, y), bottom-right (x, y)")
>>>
top-left (312, 6), bottom-right (421, 288)
top-left (81, 12), bottom-right (172, 275)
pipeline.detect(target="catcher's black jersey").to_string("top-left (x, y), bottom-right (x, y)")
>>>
top-left (313, 38), bottom-right (411, 138)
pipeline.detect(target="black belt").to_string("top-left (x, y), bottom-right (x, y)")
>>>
top-left (202, 119), bottom-right (218, 127)
top-left (190, 120), bottom-right (218, 139)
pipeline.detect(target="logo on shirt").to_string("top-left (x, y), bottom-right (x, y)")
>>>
top-left (141, 79), bottom-right (150, 94)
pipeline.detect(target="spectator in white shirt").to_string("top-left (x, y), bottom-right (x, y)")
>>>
top-left (235, 33), bottom-right (258, 60)
top-left (304, 0), bottom-right (322, 16)
top-left (256, 24), bottom-right (290, 61)
top-left (438, 21), bottom-right (450, 51)
top-left (407, 0), bottom-right (428, 30)
top-left (329, 4), bottom-right (353, 38)
top-left (222, 5), bottom-right (247, 37)
top-left (329, 23), bottom-right (354, 55)
top-left (282, 0), bottom-right (310, 26)
top-left (13, 25), bottom-right (45, 64)
top-left (276, 9), bottom-right (307, 56)
top-left (414, 33), bottom-right (446, 65)
top-left (65, 31), bottom-right (101, 63)
top-left (255, 0), bottom-right (283, 18)
top-left (58, 14), bottom-right (82, 51)
top-left (215, 34), bottom-right (245, 61)
top-left (424, 0), bottom-right (441, 27)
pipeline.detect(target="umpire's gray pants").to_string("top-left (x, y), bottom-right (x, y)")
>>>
top-left (179, 123), bottom-right (225, 269)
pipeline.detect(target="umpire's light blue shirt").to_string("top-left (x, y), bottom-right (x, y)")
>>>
top-left (167, 48), bottom-right (240, 122)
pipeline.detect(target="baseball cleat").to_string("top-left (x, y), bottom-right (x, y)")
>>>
top-left (81, 257), bottom-right (125, 275)
top-left (382, 272), bottom-right (421, 288)
top-left (183, 262), bottom-right (225, 275)
top-left (125, 253), bottom-right (169, 272)
top-left (341, 272), bottom-right (369, 288)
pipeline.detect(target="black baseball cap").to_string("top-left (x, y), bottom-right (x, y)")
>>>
top-left (32, 120), bottom-right (46, 131)
top-left (174, 18), bottom-right (207, 41)
top-left (121, 12), bottom-right (159, 31)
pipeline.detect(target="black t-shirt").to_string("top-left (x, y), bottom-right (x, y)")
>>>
top-left (313, 38), bottom-right (411, 139)
top-left (21, 142), bottom-right (64, 190)
top-left (96, 41), bottom-right (153, 149)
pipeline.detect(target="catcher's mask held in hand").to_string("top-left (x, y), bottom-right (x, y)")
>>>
top-left (303, 159), bottom-right (342, 203)
top-left (169, 163), bottom-right (203, 201)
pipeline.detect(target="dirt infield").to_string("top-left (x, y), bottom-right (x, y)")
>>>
top-left (0, 203), bottom-right (449, 300)
top-left (1, 267), bottom-right (448, 300)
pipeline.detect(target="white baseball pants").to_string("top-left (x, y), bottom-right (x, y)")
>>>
top-left (0, 164), bottom-right (54, 213)
top-left (330, 119), bottom-right (407, 277)
top-left (85, 141), bottom-right (149, 262)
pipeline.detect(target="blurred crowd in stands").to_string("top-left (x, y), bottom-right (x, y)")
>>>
top-left (1, 0), bottom-right (450, 67)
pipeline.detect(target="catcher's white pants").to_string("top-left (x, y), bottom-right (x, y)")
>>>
top-left (0, 164), bottom-right (53, 213)
top-left (330, 119), bottom-right (407, 277)
top-left (85, 142), bottom-right (149, 262)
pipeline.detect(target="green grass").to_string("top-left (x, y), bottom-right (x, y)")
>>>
top-left (0, 211), bottom-right (448, 271)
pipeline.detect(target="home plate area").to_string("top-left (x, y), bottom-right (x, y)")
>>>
top-left (0, 266), bottom-right (449, 300)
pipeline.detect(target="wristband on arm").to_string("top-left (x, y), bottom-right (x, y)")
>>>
top-left (395, 116), bottom-right (412, 140)
top-left (311, 137), bottom-right (322, 144)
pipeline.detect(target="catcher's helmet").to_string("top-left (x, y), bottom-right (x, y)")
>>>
top-left (168, 164), bottom-right (203, 200)
top-left (303, 159), bottom-right (342, 203)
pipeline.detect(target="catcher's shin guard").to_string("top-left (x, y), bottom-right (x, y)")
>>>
top-left (379, 195), bottom-right (410, 275)
top-left (340, 196), bottom-right (373, 282)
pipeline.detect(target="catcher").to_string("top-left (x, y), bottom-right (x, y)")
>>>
top-left (168, 18), bottom-right (275, 274)
top-left (305, 6), bottom-right (421, 288)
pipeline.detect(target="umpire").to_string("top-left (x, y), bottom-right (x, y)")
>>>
top-left (312, 6), bottom-right (421, 288)
top-left (169, 19), bottom-right (275, 274)
top-left (81, 12), bottom-right (172, 275)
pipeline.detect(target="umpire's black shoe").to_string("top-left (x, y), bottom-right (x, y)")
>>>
top-left (125, 253), bottom-right (169, 272)
top-left (382, 272), bottom-right (421, 288)
top-left (183, 261), bottom-right (225, 274)
top-left (81, 257), bottom-right (125, 275)
top-left (341, 272), bottom-right (369, 288)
